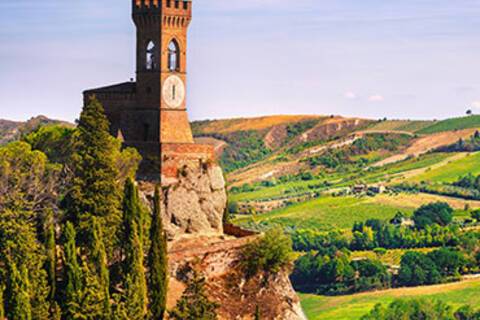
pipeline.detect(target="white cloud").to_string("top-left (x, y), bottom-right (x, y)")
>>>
top-left (369, 95), bottom-right (385, 102)
top-left (344, 91), bottom-right (357, 100)
top-left (472, 101), bottom-right (480, 110)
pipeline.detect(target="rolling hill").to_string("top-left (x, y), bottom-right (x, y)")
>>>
top-left (0, 116), bottom-right (73, 145)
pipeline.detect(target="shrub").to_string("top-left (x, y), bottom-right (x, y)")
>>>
top-left (241, 227), bottom-right (294, 277)
top-left (413, 202), bottom-right (454, 229)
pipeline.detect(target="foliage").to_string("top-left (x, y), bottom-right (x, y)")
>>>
top-left (291, 251), bottom-right (390, 295)
top-left (169, 269), bottom-right (219, 320)
top-left (121, 179), bottom-right (147, 320)
top-left (62, 98), bottom-right (123, 252)
top-left (397, 251), bottom-right (442, 286)
top-left (361, 299), bottom-right (454, 320)
top-left (148, 186), bottom-right (168, 320)
top-left (418, 115), bottom-right (480, 134)
top-left (22, 125), bottom-right (75, 164)
top-left (205, 130), bottom-right (271, 172)
top-left (413, 202), bottom-right (454, 229)
top-left (241, 227), bottom-right (294, 277)
top-left (0, 141), bottom-right (60, 216)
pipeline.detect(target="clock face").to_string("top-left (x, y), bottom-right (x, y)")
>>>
top-left (162, 75), bottom-right (185, 109)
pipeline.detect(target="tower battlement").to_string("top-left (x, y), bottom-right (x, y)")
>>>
top-left (133, 0), bottom-right (192, 14)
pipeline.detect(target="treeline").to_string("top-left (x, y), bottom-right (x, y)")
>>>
top-left (436, 130), bottom-right (480, 152)
top-left (362, 299), bottom-right (480, 320)
top-left (292, 234), bottom-right (480, 295)
top-left (396, 172), bottom-right (480, 203)
top-left (0, 99), bottom-right (216, 319)
top-left (291, 202), bottom-right (480, 295)
top-left (293, 202), bottom-right (459, 252)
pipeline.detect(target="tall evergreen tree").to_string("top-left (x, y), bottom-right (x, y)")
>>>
top-left (90, 217), bottom-right (111, 319)
top-left (124, 221), bottom-right (147, 320)
top-left (123, 178), bottom-right (144, 249)
top-left (63, 222), bottom-right (83, 319)
top-left (0, 286), bottom-right (4, 320)
top-left (148, 185), bottom-right (168, 320)
top-left (254, 305), bottom-right (261, 320)
top-left (6, 261), bottom-right (32, 320)
top-left (63, 97), bottom-right (122, 252)
top-left (45, 221), bottom-right (56, 304)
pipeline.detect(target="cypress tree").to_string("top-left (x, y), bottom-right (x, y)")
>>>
top-left (124, 221), bottom-right (147, 320)
top-left (123, 178), bottom-right (144, 249)
top-left (91, 217), bottom-right (111, 319)
top-left (0, 286), bottom-right (4, 320)
top-left (148, 185), bottom-right (168, 320)
top-left (63, 97), bottom-right (122, 252)
top-left (63, 222), bottom-right (83, 319)
top-left (254, 305), bottom-right (261, 320)
top-left (45, 222), bottom-right (56, 304)
top-left (6, 261), bottom-right (32, 320)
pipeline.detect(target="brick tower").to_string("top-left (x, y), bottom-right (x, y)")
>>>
top-left (84, 0), bottom-right (213, 180)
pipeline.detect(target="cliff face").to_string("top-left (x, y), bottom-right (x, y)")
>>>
top-left (168, 235), bottom-right (307, 320)
top-left (140, 152), bottom-right (305, 319)
top-left (141, 160), bottom-right (227, 240)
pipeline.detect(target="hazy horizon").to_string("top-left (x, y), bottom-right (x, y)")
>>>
top-left (1, 0), bottom-right (479, 122)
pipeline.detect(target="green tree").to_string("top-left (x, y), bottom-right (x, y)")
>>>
top-left (471, 210), bottom-right (480, 223)
top-left (62, 98), bottom-right (122, 252)
top-left (45, 220), bottom-right (57, 304)
top-left (0, 286), bottom-right (4, 320)
top-left (90, 217), bottom-right (111, 319)
top-left (122, 178), bottom-right (145, 251)
top-left (413, 202), bottom-right (454, 229)
top-left (254, 305), bottom-right (261, 320)
top-left (148, 186), bottom-right (168, 320)
top-left (455, 305), bottom-right (480, 320)
top-left (124, 221), bottom-right (147, 320)
top-left (169, 269), bottom-right (219, 320)
top-left (398, 252), bottom-right (441, 286)
top-left (6, 261), bottom-right (32, 320)
top-left (361, 299), bottom-right (454, 320)
top-left (63, 222), bottom-right (83, 319)
top-left (241, 227), bottom-right (294, 277)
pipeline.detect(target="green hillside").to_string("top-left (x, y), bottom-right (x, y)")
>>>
top-left (300, 279), bottom-right (480, 320)
top-left (418, 115), bottom-right (480, 134)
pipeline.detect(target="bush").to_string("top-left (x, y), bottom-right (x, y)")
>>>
top-left (413, 202), bottom-right (454, 229)
top-left (361, 299), bottom-right (454, 320)
top-left (241, 228), bottom-right (294, 277)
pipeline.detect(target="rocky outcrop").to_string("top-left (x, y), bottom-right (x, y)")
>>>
top-left (141, 160), bottom-right (227, 240)
top-left (168, 235), bottom-right (307, 320)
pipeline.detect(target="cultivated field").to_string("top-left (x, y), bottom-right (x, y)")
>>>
top-left (300, 278), bottom-right (480, 320)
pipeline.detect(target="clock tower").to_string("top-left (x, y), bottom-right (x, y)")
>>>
top-left (133, 0), bottom-right (194, 144)
top-left (84, 0), bottom-right (214, 180)
top-left (132, 0), bottom-right (193, 143)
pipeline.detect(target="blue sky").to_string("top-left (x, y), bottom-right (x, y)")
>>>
top-left (1, 0), bottom-right (480, 122)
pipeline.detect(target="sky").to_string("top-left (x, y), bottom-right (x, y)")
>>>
top-left (1, 0), bottom-right (480, 122)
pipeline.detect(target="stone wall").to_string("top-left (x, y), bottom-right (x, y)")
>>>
top-left (140, 155), bottom-right (226, 240)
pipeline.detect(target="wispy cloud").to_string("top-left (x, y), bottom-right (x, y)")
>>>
top-left (368, 95), bottom-right (385, 102)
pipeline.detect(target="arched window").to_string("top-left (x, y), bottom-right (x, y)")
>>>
top-left (168, 40), bottom-right (180, 72)
top-left (146, 41), bottom-right (157, 70)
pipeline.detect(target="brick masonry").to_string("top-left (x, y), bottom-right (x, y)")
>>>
top-left (83, 0), bottom-right (212, 181)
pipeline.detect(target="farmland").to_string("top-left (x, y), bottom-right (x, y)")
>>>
top-left (300, 278), bottom-right (480, 320)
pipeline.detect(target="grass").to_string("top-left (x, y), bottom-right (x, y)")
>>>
top-left (300, 278), bottom-right (480, 320)
top-left (367, 120), bottom-right (434, 133)
top-left (417, 115), bottom-right (480, 134)
top-left (234, 195), bottom-right (416, 231)
top-left (407, 152), bottom-right (480, 184)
